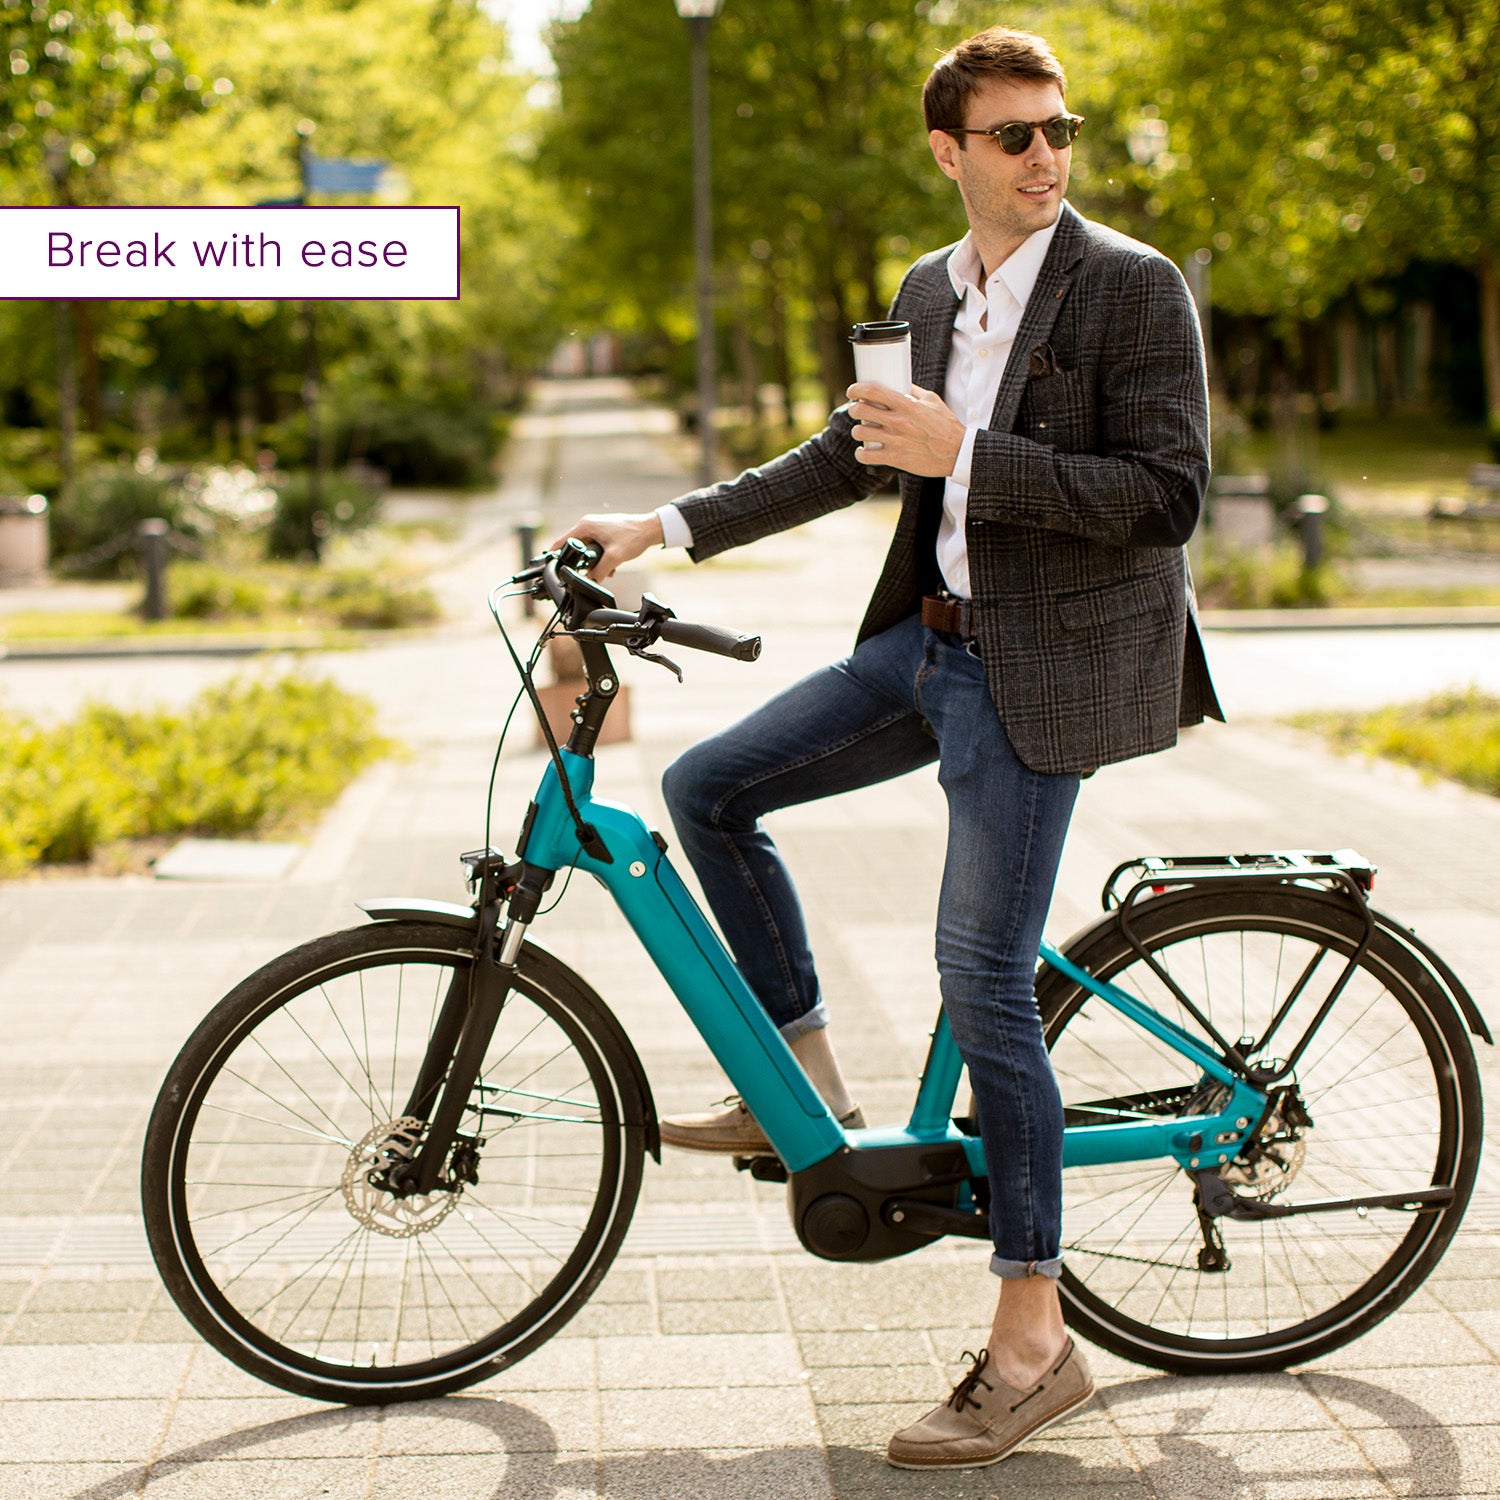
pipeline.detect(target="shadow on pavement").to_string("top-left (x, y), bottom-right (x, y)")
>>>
top-left (50, 1370), bottom-right (1460, 1498)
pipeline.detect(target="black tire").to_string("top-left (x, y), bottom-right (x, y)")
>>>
top-left (142, 922), bottom-right (646, 1404)
top-left (1038, 885), bottom-right (1482, 1373)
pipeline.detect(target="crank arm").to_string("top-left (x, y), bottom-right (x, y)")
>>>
top-left (882, 1199), bottom-right (992, 1240)
top-left (1194, 1170), bottom-right (1455, 1221)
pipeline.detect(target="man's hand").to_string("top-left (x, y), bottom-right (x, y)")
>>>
top-left (546, 511), bottom-right (664, 580)
top-left (848, 382), bottom-right (965, 478)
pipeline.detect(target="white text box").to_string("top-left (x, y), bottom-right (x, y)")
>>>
top-left (0, 206), bottom-right (459, 299)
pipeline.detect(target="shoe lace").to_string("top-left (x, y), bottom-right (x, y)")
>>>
top-left (946, 1348), bottom-right (994, 1414)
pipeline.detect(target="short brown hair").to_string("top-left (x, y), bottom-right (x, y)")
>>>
top-left (922, 27), bottom-right (1068, 140)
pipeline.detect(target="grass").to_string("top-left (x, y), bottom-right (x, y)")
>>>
top-left (1291, 688), bottom-right (1500, 799)
top-left (0, 672), bottom-right (395, 875)
top-left (0, 561), bottom-right (441, 644)
top-left (1238, 412), bottom-right (1489, 491)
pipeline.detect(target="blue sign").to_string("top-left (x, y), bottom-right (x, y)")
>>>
top-left (301, 152), bottom-right (386, 196)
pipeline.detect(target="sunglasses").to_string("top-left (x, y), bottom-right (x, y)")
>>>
top-left (944, 114), bottom-right (1085, 155)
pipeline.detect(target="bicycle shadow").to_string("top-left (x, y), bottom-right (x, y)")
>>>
top-left (828, 1371), bottom-right (1463, 1500)
top-left (57, 1371), bottom-right (1461, 1499)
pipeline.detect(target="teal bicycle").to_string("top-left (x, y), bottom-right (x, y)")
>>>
top-left (142, 541), bottom-right (1488, 1404)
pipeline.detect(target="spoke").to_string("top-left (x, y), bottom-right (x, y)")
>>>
top-left (282, 1005), bottom-right (388, 1130)
top-left (246, 1036), bottom-right (350, 1141)
top-left (197, 1101), bottom-right (352, 1149)
top-left (220, 1067), bottom-right (351, 1149)
top-left (189, 1185), bottom-right (333, 1223)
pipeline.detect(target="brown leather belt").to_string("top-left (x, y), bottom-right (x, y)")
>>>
top-left (921, 592), bottom-right (975, 639)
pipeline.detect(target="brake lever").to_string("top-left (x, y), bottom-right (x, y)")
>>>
top-left (631, 647), bottom-right (683, 682)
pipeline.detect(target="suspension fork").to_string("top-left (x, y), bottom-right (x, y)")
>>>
top-left (390, 860), bottom-right (552, 1197)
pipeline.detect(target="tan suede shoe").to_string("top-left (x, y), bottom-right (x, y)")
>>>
top-left (658, 1096), bottom-right (865, 1154)
top-left (886, 1341), bottom-right (1095, 1470)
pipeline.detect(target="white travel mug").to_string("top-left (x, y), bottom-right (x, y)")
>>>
top-left (850, 320), bottom-right (912, 396)
top-left (850, 321), bottom-right (911, 451)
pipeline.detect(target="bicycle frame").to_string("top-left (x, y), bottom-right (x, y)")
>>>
top-left (520, 751), bottom-right (1266, 1178)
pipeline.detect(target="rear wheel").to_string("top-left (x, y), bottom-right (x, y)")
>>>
top-left (1040, 887), bottom-right (1482, 1372)
top-left (143, 921), bottom-right (646, 1404)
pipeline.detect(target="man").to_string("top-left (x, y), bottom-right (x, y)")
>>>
top-left (551, 26), bottom-right (1220, 1469)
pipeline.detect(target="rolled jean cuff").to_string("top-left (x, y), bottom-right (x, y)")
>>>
top-left (990, 1253), bottom-right (1063, 1280)
top-left (778, 1002), bottom-right (829, 1044)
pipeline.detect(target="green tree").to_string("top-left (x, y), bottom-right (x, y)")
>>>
top-left (544, 0), bottom-right (970, 410)
top-left (1131, 0), bottom-right (1497, 444)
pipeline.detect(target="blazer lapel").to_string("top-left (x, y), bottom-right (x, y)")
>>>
top-left (911, 266), bottom-right (960, 395)
top-left (987, 202), bottom-right (1088, 435)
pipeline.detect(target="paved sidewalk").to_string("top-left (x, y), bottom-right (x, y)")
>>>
top-left (1, 378), bottom-right (1497, 1499)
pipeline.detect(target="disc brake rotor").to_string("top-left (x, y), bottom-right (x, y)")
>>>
top-left (340, 1117), bottom-right (458, 1238)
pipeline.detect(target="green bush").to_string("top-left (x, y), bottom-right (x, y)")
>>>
top-left (165, 561), bottom-right (439, 630)
top-left (267, 469), bottom-right (381, 561)
top-left (1191, 543), bottom-right (1336, 609)
top-left (314, 570), bottom-right (441, 629)
top-left (170, 562), bottom-right (277, 621)
top-left (340, 400), bottom-right (500, 487)
top-left (1294, 688), bottom-right (1500, 799)
top-left (0, 674), bottom-right (394, 875)
top-left (49, 465), bottom-right (183, 575)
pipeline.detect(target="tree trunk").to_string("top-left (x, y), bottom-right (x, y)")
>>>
top-left (1479, 247), bottom-right (1500, 456)
top-left (77, 299), bottom-right (102, 431)
top-left (54, 299), bottom-right (77, 507)
top-left (813, 267), bottom-right (853, 413)
top-left (1374, 320), bottom-right (1398, 417)
top-left (766, 272), bottom-right (794, 429)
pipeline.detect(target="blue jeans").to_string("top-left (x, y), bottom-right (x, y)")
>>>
top-left (662, 614), bottom-right (1080, 1277)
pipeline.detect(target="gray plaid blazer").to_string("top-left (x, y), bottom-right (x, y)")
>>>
top-left (675, 201), bottom-right (1224, 775)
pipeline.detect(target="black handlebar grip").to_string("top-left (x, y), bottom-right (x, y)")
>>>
top-left (659, 618), bottom-right (763, 662)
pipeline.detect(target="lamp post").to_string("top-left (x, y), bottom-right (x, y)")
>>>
top-left (675, 0), bottom-right (723, 487)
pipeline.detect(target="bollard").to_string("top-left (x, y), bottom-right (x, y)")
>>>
top-left (1289, 493), bottom-right (1329, 571)
top-left (516, 514), bottom-right (542, 617)
top-left (137, 518), bottom-right (170, 621)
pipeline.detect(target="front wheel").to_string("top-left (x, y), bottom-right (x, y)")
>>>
top-left (1040, 886), bottom-right (1482, 1373)
top-left (142, 921), bottom-right (647, 1404)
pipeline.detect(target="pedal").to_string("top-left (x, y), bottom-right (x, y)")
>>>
top-left (732, 1154), bottom-right (789, 1183)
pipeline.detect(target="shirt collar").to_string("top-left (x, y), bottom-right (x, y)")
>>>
top-left (946, 212), bottom-right (1062, 310)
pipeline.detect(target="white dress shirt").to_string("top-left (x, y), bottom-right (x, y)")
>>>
top-left (656, 214), bottom-right (1061, 594)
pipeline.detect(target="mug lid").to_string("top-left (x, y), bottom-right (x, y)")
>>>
top-left (850, 320), bottom-right (911, 344)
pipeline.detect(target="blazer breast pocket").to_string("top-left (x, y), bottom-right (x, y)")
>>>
top-left (1019, 366), bottom-right (1088, 445)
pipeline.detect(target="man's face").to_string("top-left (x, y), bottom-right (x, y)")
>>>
top-left (929, 76), bottom-right (1071, 245)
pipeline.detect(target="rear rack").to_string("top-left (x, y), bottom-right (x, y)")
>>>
top-left (1101, 849), bottom-right (1376, 913)
top-left (1098, 851), bottom-right (1379, 1083)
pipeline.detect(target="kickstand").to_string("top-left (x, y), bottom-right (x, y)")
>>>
top-left (1194, 1181), bottom-right (1233, 1273)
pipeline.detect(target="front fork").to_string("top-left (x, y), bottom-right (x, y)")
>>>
top-left (386, 856), bottom-right (550, 1197)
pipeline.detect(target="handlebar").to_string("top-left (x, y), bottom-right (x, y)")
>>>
top-left (523, 541), bottom-right (761, 665)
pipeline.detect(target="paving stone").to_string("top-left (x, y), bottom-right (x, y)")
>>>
top-left (823, 1444), bottom-right (1152, 1500)
top-left (1300, 1311), bottom-right (1493, 1370)
top-left (1305, 1367), bottom-right (1500, 1429)
top-left (0, 1342), bottom-right (192, 1401)
top-left (377, 1390), bottom-right (597, 1455)
top-left (600, 1445), bottom-right (833, 1500)
top-left (0, 1396), bottom-right (166, 1462)
top-left (473, 1337), bottom-right (598, 1394)
top-left (0, 1463), bottom-right (143, 1500)
top-left (1346, 1424), bottom-right (1500, 1497)
top-left (160, 1398), bottom-right (379, 1460)
top-left (141, 1456), bottom-right (372, 1498)
top-left (796, 1330), bottom-right (933, 1368)
top-left (1127, 1426), bottom-right (1390, 1499)
top-left (371, 1451), bottom-right (599, 1500)
top-left (596, 1332), bottom-right (803, 1388)
top-left (657, 1300), bottom-right (785, 1335)
top-left (1099, 1372), bottom-right (1336, 1434)
top-left (808, 1365), bottom-right (945, 1405)
top-left (655, 1266), bottom-right (779, 1303)
top-left (599, 1383), bottom-right (819, 1451)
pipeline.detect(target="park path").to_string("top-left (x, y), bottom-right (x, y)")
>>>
top-left (0, 376), bottom-right (1498, 1499)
